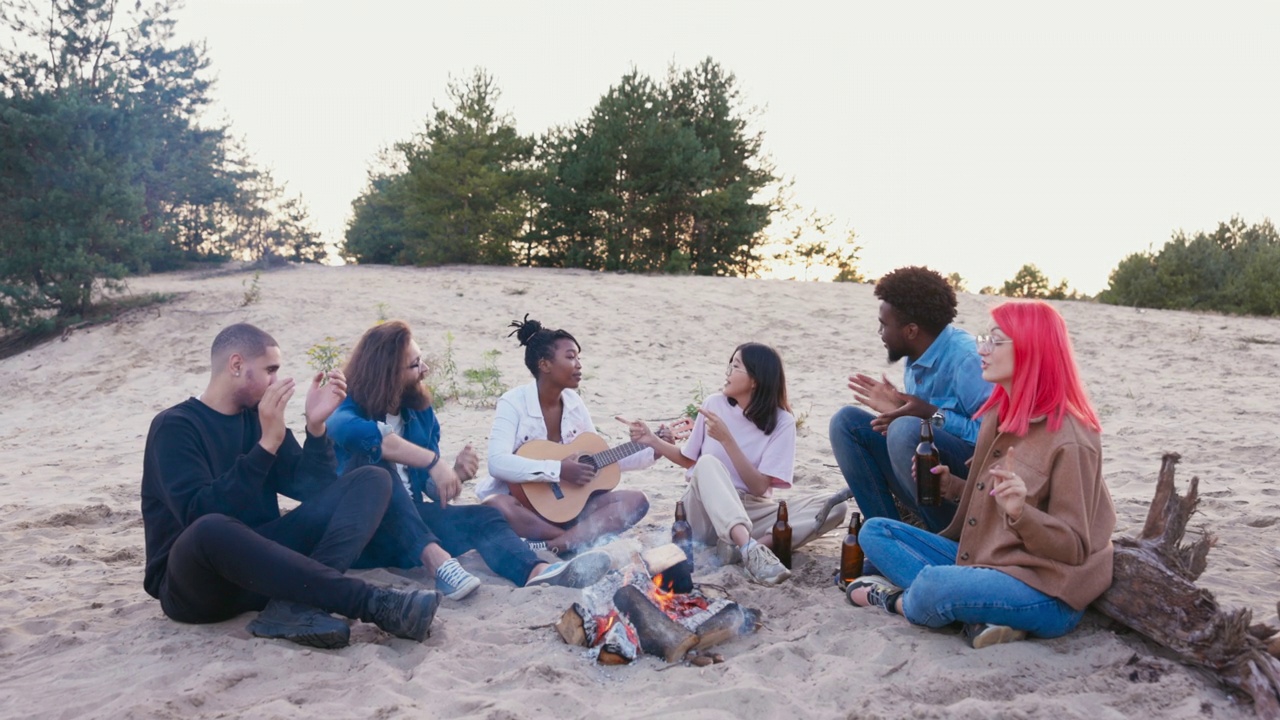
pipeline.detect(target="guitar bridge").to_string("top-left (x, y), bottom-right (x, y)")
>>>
top-left (551, 484), bottom-right (565, 500)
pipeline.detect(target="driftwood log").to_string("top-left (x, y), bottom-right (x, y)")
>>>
top-left (1093, 453), bottom-right (1280, 715)
top-left (613, 584), bottom-right (699, 663)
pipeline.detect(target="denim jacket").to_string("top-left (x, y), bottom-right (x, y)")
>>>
top-left (327, 396), bottom-right (441, 503)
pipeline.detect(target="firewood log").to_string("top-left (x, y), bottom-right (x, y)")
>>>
top-left (695, 604), bottom-right (761, 650)
top-left (1093, 453), bottom-right (1280, 716)
top-left (613, 584), bottom-right (698, 663)
top-left (555, 604), bottom-right (589, 647)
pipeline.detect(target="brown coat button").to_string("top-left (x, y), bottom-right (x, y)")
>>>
top-left (961, 552), bottom-right (970, 561)
top-left (968, 517), bottom-right (977, 526)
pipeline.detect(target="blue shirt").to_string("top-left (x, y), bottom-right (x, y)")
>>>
top-left (327, 396), bottom-right (442, 502)
top-left (903, 324), bottom-right (993, 445)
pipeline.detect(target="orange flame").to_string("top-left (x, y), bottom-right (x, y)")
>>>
top-left (593, 611), bottom-right (619, 646)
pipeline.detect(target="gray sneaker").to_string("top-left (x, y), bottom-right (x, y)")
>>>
top-left (525, 550), bottom-right (612, 588)
top-left (742, 542), bottom-right (791, 586)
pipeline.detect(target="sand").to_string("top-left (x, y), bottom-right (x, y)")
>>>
top-left (1, 263), bottom-right (1278, 719)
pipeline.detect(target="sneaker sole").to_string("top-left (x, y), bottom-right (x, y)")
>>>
top-left (247, 619), bottom-right (351, 649)
top-left (527, 551), bottom-right (612, 588)
top-left (970, 625), bottom-right (1027, 649)
top-left (441, 575), bottom-right (481, 601)
top-left (751, 567), bottom-right (791, 586)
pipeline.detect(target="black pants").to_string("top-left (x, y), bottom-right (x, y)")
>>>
top-left (352, 480), bottom-right (541, 587)
top-left (158, 467), bottom-right (392, 624)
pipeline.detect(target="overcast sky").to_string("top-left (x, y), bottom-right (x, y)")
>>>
top-left (174, 0), bottom-right (1279, 293)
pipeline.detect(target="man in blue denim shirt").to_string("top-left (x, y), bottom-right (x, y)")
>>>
top-left (829, 267), bottom-right (993, 531)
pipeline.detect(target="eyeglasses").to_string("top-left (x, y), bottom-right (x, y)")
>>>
top-left (975, 335), bottom-right (1013, 354)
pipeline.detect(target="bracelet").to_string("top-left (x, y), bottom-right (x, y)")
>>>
top-left (424, 451), bottom-right (441, 473)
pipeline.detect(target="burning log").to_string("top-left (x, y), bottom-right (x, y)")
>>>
top-left (643, 543), bottom-right (694, 594)
top-left (694, 603), bottom-right (763, 651)
top-left (555, 603), bottom-right (592, 647)
top-left (1092, 454), bottom-right (1280, 716)
top-left (613, 584), bottom-right (699, 663)
top-left (596, 612), bottom-right (639, 665)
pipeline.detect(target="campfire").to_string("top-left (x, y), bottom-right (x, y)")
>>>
top-left (554, 544), bottom-right (762, 666)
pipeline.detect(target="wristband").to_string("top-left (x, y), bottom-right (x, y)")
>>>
top-left (424, 451), bottom-right (441, 474)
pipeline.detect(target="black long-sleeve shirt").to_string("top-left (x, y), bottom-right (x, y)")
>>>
top-left (140, 398), bottom-right (337, 598)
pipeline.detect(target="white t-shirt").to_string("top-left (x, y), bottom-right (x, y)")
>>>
top-left (380, 413), bottom-right (413, 494)
top-left (681, 392), bottom-right (795, 496)
top-left (476, 382), bottom-right (655, 500)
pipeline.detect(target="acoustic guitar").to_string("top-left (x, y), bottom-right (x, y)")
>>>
top-left (509, 432), bottom-right (651, 524)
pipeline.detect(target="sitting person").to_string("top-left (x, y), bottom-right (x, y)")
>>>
top-left (326, 321), bottom-right (614, 596)
top-left (829, 266), bottom-right (992, 531)
top-left (622, 343), bottom-right (848, 586)
top-left (847, 301), bottom-right (1116, 649)
top-left (477, 316), bottom-right (654, 556)
top-left (140, 323), bottom-right (441, 649)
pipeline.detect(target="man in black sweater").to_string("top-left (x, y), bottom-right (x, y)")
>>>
top-left (141, 323), bottom-right (442, 648)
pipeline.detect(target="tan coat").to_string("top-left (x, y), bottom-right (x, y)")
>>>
top-left (940, 412), bottom-right (1115, 610)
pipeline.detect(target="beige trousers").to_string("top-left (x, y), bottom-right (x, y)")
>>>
top-left (680, 455), bottom-right (848, 548)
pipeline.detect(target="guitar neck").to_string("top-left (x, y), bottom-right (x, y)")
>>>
top-left (591, 441), bottom-right (649, 469)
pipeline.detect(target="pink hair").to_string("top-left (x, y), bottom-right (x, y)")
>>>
top-left (975, 300), bottom-right (1101, 436)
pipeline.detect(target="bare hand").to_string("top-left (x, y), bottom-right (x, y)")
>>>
top-left (848, 373), bottom-right (906, 415)
top-left (560, 456), bottom-right (596, 487)
top-left (453, 443), bottom-right (479, 482)
top-left (257, 377), bottom-right (295, 454)
top-left (699, 408), bottom-right (733, 445)
top-left (615, 415), bottom-right (658, 447)
top-left (305, 369), bottom-right (347, 434)
top-left (429, 461), bottom-right (462, 508)
top-left (988, 446), bottom-right (1026, 521)
top-left (869, 394), bottom-right (937, 434)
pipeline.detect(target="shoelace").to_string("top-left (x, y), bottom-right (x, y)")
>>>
top-left (437, 561), bottom-right (472, 588)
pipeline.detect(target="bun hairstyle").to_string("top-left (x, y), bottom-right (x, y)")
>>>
top-left (508, 314), bottom-right (580, 377)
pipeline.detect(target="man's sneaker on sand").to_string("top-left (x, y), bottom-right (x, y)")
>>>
top-left (742, 542), bottom-right (791, 585)
top-left (363, 587), bottom-right (442, 641)
top-left (435, 558), bottom-right (481, 600)
top-left (247, 599), bottom-right (351, 649)
top-left (963, 622), bottom-right (1027, 649)
top-left (525, 550), bottom-right (612, 588)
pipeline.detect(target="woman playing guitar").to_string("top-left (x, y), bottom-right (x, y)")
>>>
top-left (476, 316), bottom-right (656, 556)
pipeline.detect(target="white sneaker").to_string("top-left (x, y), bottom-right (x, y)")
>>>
top-left (742, 542), bottom-right (791, 586)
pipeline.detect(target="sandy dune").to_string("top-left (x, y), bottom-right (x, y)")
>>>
top-left (1, 263), bottom-right (1277, 719)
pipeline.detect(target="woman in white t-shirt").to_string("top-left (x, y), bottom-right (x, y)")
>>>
top-left (479, 316), bottom-right (655, 555)
top-left (625, 343), bottom-right (848, 586)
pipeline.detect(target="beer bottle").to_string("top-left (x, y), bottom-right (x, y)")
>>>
top-left (839, 512), bottom-right (864, 586)
top-left (672, 500), bottom-right (694, 565)
top-left (916, 419), bottom-right (941, 506)
top-left (771, 500), bottom-right (793, 569)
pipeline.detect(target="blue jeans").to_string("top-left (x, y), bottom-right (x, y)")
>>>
top-left (860, 517), bottom-right (1084, 638)
top-left (352, 477), bottom-right (540, 587)
top-left (828, 406), bottom-right (974, 532)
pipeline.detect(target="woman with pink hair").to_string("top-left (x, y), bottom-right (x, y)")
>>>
top-left (846, 300), bottom-right (1115, 649)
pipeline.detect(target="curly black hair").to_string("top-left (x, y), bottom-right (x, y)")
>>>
top-left (874, 266), bottom-right (957, 335)
top-left (508, 314), bottom-right (579, 377)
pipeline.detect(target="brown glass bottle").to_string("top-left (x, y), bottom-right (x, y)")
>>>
top-left (839, 512), bottom-right (864, 585)
top-left (672, 500), bottom-right (693, 564)
top-left (772, 500), bottom-right (793, 569)
top-left (916, 419), bottom-right (941, 506)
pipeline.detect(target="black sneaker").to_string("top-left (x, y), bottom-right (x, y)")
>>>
top-left (246, 599), bottom-right (351, 649)
top-left (363, 587), bottom-right (442, 642)
top-left (846, 575), bottom-right (903, 614)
